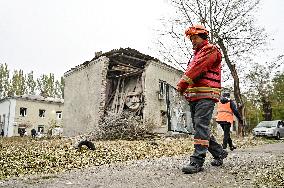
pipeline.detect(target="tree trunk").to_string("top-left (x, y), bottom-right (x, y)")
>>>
top-left (217, 38), bottom-right (245, 137)
top-left (261, 97), bottom-right (272, 121)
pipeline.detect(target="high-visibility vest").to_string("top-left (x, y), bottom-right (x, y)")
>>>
top-left (216, 102), bottom-right (234, 125)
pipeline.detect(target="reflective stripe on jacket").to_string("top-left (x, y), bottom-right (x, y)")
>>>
top-left (216, 102), bottom-right (234, 125)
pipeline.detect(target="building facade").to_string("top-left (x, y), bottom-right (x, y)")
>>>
top-left (63, 48), bottom-right (193, 137)
top-left (0, 95), bottom-right (64, 137)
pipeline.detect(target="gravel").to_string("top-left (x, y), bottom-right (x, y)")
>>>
top-left (1, 142), bottom-right (283, 188)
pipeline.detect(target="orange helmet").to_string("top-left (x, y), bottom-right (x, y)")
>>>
top-left (185, 24), bottom-right (209, 38)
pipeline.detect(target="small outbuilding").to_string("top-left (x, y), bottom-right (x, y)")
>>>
top-left (63, 48), bottom-right (193, 136)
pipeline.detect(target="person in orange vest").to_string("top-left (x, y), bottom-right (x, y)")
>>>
top-left (216, 92), bottom-right (243, 151)
top-left (176, 24), bottom-right (228, 174)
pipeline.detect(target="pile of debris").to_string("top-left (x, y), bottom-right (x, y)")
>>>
top-left (71, 111), bottom-right (156, 150)
top-left (96, 111), bottom-right (155, 140)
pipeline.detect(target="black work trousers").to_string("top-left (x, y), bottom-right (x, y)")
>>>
top-left (189, 99), bottom-right (224, 166)
top-left (218, 121), bottom-right (233, 149)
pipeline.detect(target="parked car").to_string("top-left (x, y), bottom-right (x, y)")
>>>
top-left (252, 120), bottom-right (284, 139)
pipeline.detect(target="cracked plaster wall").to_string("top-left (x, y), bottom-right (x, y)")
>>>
top-left (143, 60), bottom-right (182, 133)
top-left (63, 57), bottom-right (109, 136)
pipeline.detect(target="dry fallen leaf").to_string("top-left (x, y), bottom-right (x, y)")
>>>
top-left (0, 135), bottom-right (282, 182)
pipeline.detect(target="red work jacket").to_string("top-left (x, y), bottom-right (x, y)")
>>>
top-left (177, 40), bottom-right (222, 102)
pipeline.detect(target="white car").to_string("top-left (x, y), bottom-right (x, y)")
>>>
top-left (252, 120), bottom-right (284, 139)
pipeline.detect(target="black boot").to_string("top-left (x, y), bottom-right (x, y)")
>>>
top-left (211, 158), bottom-right (223, 166)
top-left (211, 150), bottom-right (228, 166)
top-left (182, 162), bottom-right (204, 174)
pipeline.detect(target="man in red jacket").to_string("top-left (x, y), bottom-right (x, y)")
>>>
top-left (176, 24), bottom-right (228, 174)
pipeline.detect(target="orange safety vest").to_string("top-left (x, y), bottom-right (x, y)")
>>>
top-left (216, 102), bottom-right (234, 125)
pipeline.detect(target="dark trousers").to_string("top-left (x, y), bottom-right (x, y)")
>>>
top-left (218, 121), bottom-right (233, 149)
top-left (189, 99), bottom-right (224, 165)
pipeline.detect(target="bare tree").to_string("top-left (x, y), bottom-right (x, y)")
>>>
top-left (156, 0), bottom-right (267, 135)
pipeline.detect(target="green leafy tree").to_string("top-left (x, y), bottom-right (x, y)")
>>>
top-left (54, 80), bottom-right (61, 98)
top-left (0, 64), bottom-right (64, 98)
top-left (0, 63), bottom-right (10, 98)
top-left (53, 77), bottom-right (64, 99)
top-left (9, 69), bottom-right (26, 96)
top-left (37, 73), bottom-right (56, 97)
top-left (243, 96), bottom-right (262, 132)
top-left (26, 71), bottom-right (37, 95)
top-left (271, 73), bottom-right (284, 120)
top-left (37, 74), bottom-right (51, 97)
top-left (245, 64), bottom-right (272, 120)
top-left (245, 56), bottom-right (283, 122)
top-left (60, 76), bottom-right (64, 99)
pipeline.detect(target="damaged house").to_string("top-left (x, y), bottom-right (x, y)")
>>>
top-left (0, 95), bottom-right (63, 137)
top-left (63, 48), bottom-right (193, 137)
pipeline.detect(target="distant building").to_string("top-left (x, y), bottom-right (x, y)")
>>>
top-left (63, 48), bottom-right (193, 137)
top-left (0, 95), bottom-right (64, 137)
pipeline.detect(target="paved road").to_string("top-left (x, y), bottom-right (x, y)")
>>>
top-left (1, 143), bottom-right (284, 188)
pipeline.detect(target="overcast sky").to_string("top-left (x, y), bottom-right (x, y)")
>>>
top-left (0, 0), bottom-right (283, 79)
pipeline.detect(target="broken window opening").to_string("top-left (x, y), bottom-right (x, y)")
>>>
top-left (158, 80), bottom-right (167, 100)
top-left (2, 114), bottom-right (5, 126)
top-left (56, 111), bottom-right (62, 119)
top-left (39, 109), bottom-right (46, 118)
top-left (18, 127), bottom-right (26, 136)
top-left (160, 110), bottom-right (167, 127)
top-left (20, 107), bottom-right (27, 117)
top-left (106, 76), bottom-right (143, 115)
top-left (105, 72), bottom-right (144, 116)
top-left (104, 52), bottom-right (149, 120)
top-left (38, 125), bottom-right (44, 133)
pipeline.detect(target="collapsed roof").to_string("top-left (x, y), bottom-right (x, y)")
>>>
top-left (64, 48), bottom-right (159, 77)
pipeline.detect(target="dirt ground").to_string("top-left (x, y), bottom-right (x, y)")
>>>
top-left (1, 142), bottom-right (283, 188)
